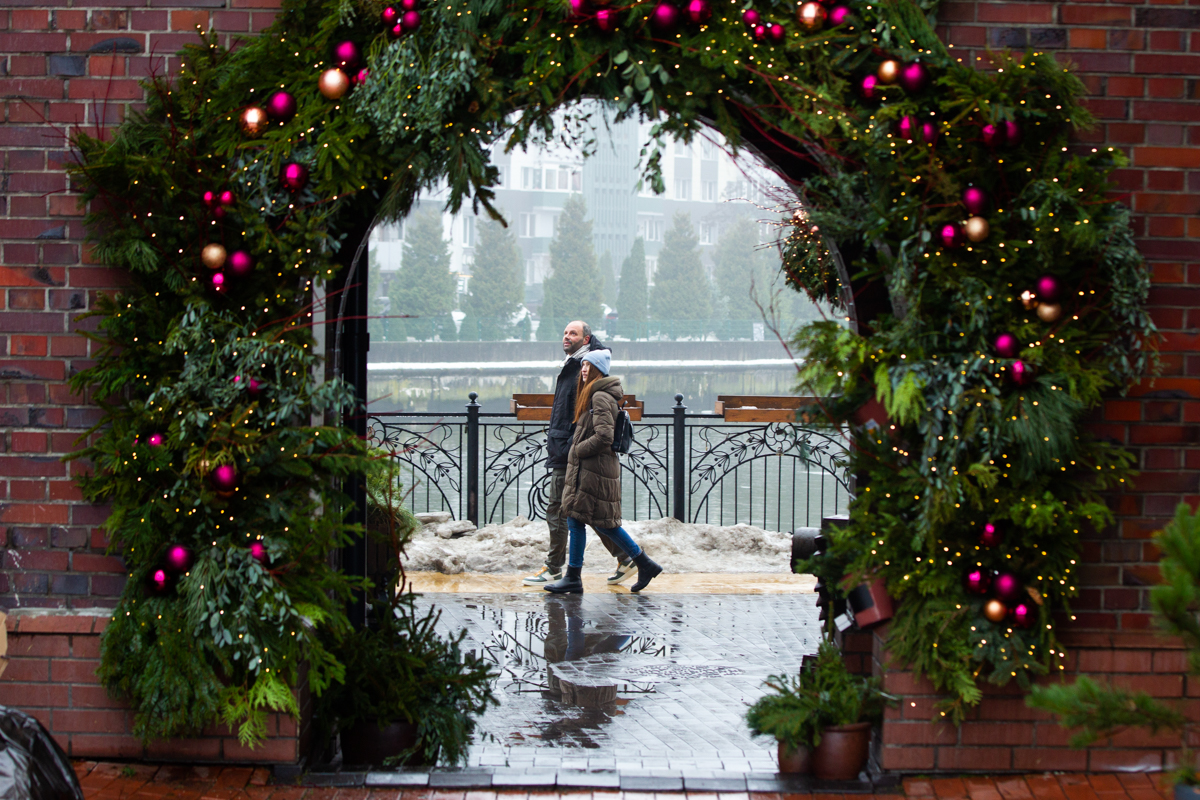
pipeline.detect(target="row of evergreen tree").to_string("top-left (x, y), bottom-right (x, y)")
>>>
top-left (372, 194), bottom-right (798, 341)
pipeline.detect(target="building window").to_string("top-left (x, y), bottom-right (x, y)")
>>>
top-left (571, 170), bottom-right (582, 192)
top-left (645, 256), bottom-right (658, 283)
top-left (675, 179), bottom-right (691, 200)
top-left (701, 181), bottom-right (717, 202)
top-left (701, 139), bottom-right (718, 160)
top-left (519, 213), bottom-right (536, 238)
top-left (698, 222), bottom-right (715, 245)
top-left (638, 217), bottom-right (663, 242)
top-left (462, 215), bottom-right (475, 247)
top-left (522, 167), bottom-right (543, 190)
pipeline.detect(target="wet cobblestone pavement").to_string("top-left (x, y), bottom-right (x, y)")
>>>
top-left (414, 591), bottom-right (823, 776)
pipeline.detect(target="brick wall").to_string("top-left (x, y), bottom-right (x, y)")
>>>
top-left (1, 0), bottom-right (1198, 772)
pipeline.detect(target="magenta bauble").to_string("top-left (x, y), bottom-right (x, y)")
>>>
top-left (828, 5), bottom-right (851, 25)
top-left (753, 23), bottom-right (766, 39)
top-left (213, 206), bottom-right (226, 220)
top-left (899, 61), bottom-right (929, 93)
top-left (993, 571), bottom-right (1022, 603)
top-left (228, 250), bottom-right (254, 277)
top-left (897, 115), bottom-right (915, 140)
top-left (148, 433), bottom-right (164, 447)
top-left (381, 5), bottom-right (399, 25)
top-left (596, 8), bottom-right (617, 30)
top-left (401, 0), bottom-right (419, 9)
top-left (920, 121), bottom-right (938, 145)
top-left (165, 545), bottom-right (192, 573)
top-left (151, 569), bottom-right (169, 592)
top-left (390, 21), bottom-right (404, 37)
top-left (569, 0), bottom-right (586, 15)
top-left (1010, 603), bottom-right (1034, 629)
top-left (355, 68), bottom-right (369, 85)
top-left (402, 10), bottom-right (421, 30)
top-left (981, 123), bottom-right (1005, 148)
top-left (964, 569), bottom-right (991, 595)
top-left (219, 190), bottom-right (234, 206)
top-left (651, 2), bottom-right (678, 32)
top-left (742, 8), bottom-right (760, 26)
top-left (859, 74), bottom-right (879, 100)
top-left (334, 41), bottom-right (361, 70)
top-left (250, 542), bottom-right (268, 563)
top-left (686, 0), bottom-right (711, 23)
top-left (962, 186), bottom-right (988, 215)
top-left (281, 162), bottom-right (309, 192)
top-left (980, 522), bottom-right (1002, 547)
top-left (1003, 120), bottom-right (1022, 146)
top-left (768, 22), bottom-right (785, 41)
top-left (211, 272), bottom-right (226, 290)
top-left (994, 332), bottom-right (1018, 358)
top-left (211, 464), bottom-right (237, 492)
top-left (1011, 359), bottom-right (1032, 386)
top-left (265, 90), bottom-right (297, 122)
top-left (940, 223), bottom-right (961, 249)
top-left (1036, 274), bottom-right (1061, 302)
top-left (202, 190), bottom-right (218, 208)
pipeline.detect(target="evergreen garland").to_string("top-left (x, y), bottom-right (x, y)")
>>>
top-left (70, 0), bottom-right (1152, 739)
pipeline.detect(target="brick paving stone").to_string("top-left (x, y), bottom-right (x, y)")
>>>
top-left (932, 780), bottom-right (967, 800)
top-left (964, 778), bottom-right (1004, 800)
top-left (1061, 786), bottom-right (1100, 800)
top-left (995, 782), bottom-right (1033, 800)
top-left (903, 781), bottom-right (935, 799)
top-left (1022, 777), bottom-right (1065, 800)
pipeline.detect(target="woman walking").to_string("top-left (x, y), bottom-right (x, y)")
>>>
top-left (545, 350), bottom-right (662, 594)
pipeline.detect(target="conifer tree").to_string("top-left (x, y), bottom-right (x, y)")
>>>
top-left (390, 207), bottom-right (455, 340)
top-left (541, 194), bottom-right (603, 335)
top-left (651, 213), bottom-right (712, 322)
top-left (464, 216), bottom-right (523, 340)
top-left (618, 237), bottom-right (649, 338)
top-left (599, 250), bottom-right (617, 306)
top-left (714, 215), bottom-right (771, 322)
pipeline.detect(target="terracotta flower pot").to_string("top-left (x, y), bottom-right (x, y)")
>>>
top-left (777, 740), bottom-right (811, 774)
top-left (811, 721), bottom-right (870, 780)
top-left (340, 719), bottom-right (419, 766)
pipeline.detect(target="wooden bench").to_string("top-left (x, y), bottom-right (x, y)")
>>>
top-left (714, 395), bottom-right (820, 422)
top-left (511, 393), bottom-right (644, 421)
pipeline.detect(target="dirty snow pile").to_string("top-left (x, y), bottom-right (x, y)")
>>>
top-left (404, 514), bottom-right (806, 574)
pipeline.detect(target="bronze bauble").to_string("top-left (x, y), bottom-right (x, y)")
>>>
top-left (877, 59), bottom-right (901, 85)
top-left (1020, 289), bottom-right (1038, 310)
top-left (964, 215), bottom-right (989, 243)
top-left (984, 599), bottom-right (1008, 623)
top-left (239, 106), bottom-right (269, 137)
top-left (1037, 302), bottom-right (1063, 323)
top-left (318, 68), bottom-right (351, 100)
top-left (797, 1), bottom-right (826, 30)
top-left (201, 243), bottom-right (227, 270)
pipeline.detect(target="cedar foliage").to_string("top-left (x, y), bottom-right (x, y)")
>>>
top-left (618, 237), bottom-right (650, 332)
top-left (464, 216), bottom-right (523, 340)
top-left (541, 193), bottom-right (603, 329)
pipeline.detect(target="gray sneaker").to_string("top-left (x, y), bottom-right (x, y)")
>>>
top-left (523, 566), bottom-right (562, 586)
top-left (606, 561), bottom-right (636, 585)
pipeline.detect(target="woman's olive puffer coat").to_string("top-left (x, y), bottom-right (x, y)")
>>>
top-left (560, 376), bottom-right (623, 529)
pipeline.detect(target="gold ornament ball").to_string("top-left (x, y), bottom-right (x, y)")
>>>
top-left (1037, 302), bottom-right (1063, 322)
top-left (318, 68), bottom-right (351, 100)
top-left (877, 59), bottom-right (901, 84)
top-left (984, 599), bottom-right (1008, 623)
top-left (201, 243), bottom-right (227, 270)
top-left (964, 215), bottom-right (989, 243)
top-left (797, 1), bottom-right (827, 30)
top-left (240, 106), bottom-right (269, 137)
top-left (1020, 289), bottom-right (1038, 310)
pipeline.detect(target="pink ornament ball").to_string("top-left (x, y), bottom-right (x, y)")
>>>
top-left (281, 162), bottom-right (310, 193)
top-left (219, 190), bottom-right (234, 206)
top-left (148, 433), bottom-right (164, 447)
top-left (994, 332), bottom-right (1018, 359)
top-left (920, 121), bottom-right (938, 145)
top-left (651, 2), bottom-right (678, 32)
top-left (401, 0), bottom-right (419, 9)
top-left (213, 206), bottom-right (226, 220)
top-left (211, 272), bottom-right (226, 291)
top-left (165, 544), bottom-right (192, 573)
top-left (1011, 359), bottom-right (1032, 386)
top-left (686, 0), bottom-right (712, 23)
top-left (963, 186), bottom-right (988, 216)
top-left (228, 250), bottom-right (254, 277)
top-left (859, 74), bottom-right (879, 100)
top-left (981, 123), bottom-right (1005, 148)
top-left (401, 10), bottom-right (421, 30)
top-left (980, 522), bottom-right (1002, 547)
top-left (897, 115), bottom-right (915, 140)
top-left (742, 8), bottom-right (760, 26)
top-left (334, 41), bottom-right (361, 70)
top-left (1003, 120), bottom-right (1022, 146)
top-left (250, 542), bottom-right (268, 563)
top-left (202, 190), bottom-right (218, 208)
top-left (1036, 274), bottom-right (1061, 302)
top-left (899, 61), bottom-right (929, 93)
top-left (768, 22), bottom-right (785, 41)
top-left (596, 8), bottom-right (617, 30)
top-left (1010, 602), bottom-right (1034, 628)
top-left (940, 223), bottom-right (961, 249)
top-left (753, 23), bottom-right (766, 39)
top-left (570, 0), bottom-right (586, 15)
top-left (211, 464), bottom-right (238, 492)
top-left (964, 569), bottom-right (991, 595)
top-left (355, 68), bottom-right (369, 84)
top-left (390, 21), bottom-right (405, 37)
top-left (993, 571), bottom-right (1022, 603)
top-left (828, 4), bottom-right (851, 25)
top-left (381, 5), bottom-right (399, 25)
top-left (265, 90), bottom-right (297, 122)
top-left (151, 569), bottom-right (169, 592)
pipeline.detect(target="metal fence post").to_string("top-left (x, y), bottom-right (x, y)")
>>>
top-left (466, 392), bottom-right (480, 526)
top-left (672, 393), bottom-right (686, 522)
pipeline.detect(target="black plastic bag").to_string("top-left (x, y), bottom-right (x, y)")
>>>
top-left (0, 706), bottom-right (84, 800)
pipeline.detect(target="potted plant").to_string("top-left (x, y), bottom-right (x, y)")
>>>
top-left (747, 640), bottom-right (891, 779)
top-left (1029, 502), bottom-right (1200, 795)
top-left (314, 458), bottom-right (497, 767)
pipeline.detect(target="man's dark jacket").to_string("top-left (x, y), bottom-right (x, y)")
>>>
top-left (546, 335), bottom-right (610, 469)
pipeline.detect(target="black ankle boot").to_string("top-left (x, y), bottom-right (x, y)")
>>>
top-left (544, 565), bottom-right (583, 594)
top-left (630, 552), bottom-right (662, 593)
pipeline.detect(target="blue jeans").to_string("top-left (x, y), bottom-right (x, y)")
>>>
top-left (567, 517), bottom-right (641, 569)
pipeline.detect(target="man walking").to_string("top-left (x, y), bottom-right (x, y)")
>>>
top-left (523, 320), bottom-right (635, 586)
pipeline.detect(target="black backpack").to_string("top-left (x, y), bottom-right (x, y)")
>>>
top-left (611, 408), bottom-right (635, 455)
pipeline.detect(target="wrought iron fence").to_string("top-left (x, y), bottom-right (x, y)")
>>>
top-left (366, 393), bottom-right (851, 532)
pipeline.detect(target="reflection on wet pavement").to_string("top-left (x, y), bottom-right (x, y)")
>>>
top-left (408, 571), bottom-right (816, 594)
top-left (415, 589), bottom-right (821, 775)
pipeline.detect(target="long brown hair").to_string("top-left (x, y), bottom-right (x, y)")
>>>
top-left (573, 367), bottom-right (601, 423)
